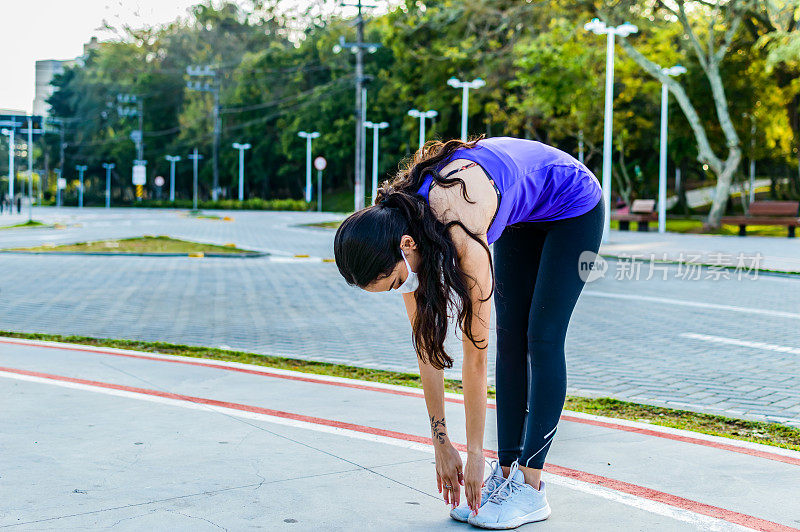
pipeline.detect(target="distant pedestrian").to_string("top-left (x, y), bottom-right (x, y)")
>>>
top-left (15, 194), bottom-right (22, 214)
top-left (334, 136), bottom-right (603, 529)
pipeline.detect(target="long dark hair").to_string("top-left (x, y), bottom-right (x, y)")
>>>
top-left (333, 135), bottom-right (495, 370)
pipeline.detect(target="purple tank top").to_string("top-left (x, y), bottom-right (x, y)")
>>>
top-left (415, 137), bottom-right (601, 244)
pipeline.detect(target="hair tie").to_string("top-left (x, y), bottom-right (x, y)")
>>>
top-left (375, 185), bottom-right (396, 206)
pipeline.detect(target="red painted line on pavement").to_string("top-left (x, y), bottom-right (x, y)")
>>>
top-left (2, 337), bottom-right (799, 467)
top-left (1, 364), bottom-right (795, 532)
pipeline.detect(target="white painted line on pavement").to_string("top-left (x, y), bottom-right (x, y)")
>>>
top-left (0, 369), bottom-right (750, 530)
top-left (681, 333), bottom-right (800, 356)
top-left (583, 291), bottom-right (800, 320)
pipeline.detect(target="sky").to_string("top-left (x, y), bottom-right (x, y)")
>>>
top-left (0, 1), bottom-right (261, 114)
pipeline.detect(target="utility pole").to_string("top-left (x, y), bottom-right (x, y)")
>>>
top-left (364, 121), bottom-right (388, 205)
top-left (165, 155), bottom-right (181, 202)
top-left (578, 130), bottom-right (585, 164)
top-left (102, 163), bottom-right (115, 208)
top-left (297, 131), bottom-right (320, 203)
top-left (407, 109), bottom-right (437, 149)
top-left (231, 143), bottom-right (251, 201)
top-left (0, 120), bottom-right (20, 202)
top-left (20, 117), bottom-right (43, 221)
top-left (447, 78), bottom-right (485, 141)
top-left (187, 65), bottom-right (221, 200)
top-left (188, 148), bottom-right (203, 210)
top-left (75, 165), bottom-right (87, 208)
top-left (333, 0), bottom-right (381, 212)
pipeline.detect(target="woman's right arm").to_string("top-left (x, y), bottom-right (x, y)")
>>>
top-left (402, 291), bottom-right (464, 509)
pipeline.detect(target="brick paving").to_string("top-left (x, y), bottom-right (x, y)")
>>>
top-left (1, 207), bottom-right (798, 426)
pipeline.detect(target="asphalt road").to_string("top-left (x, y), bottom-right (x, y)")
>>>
top-left (1, 207), bottom-right (798, 426)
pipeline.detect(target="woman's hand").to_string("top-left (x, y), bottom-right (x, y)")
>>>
top-left (434, 440), bottom-right (464, 508)
top-left (464, 450), bottom-right (485, 515)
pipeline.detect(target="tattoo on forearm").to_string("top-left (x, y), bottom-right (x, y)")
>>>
top-left (430, 415), bottom-right (447, 444)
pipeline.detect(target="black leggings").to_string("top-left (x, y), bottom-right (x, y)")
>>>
top-left (493, 198), bottom-right (604, 469)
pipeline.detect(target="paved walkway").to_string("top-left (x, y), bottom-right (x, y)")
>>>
top-left (1, 208), bottom-right (799, 427)
top-left (1, 338), bottom-right (798, 530)
top-left (601, 230), bottom-right (800, 274)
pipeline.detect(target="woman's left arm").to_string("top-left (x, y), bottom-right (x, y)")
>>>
top-left (451, 228), bottom-right (493, 514)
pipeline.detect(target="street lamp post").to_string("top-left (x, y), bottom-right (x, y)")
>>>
top-left (407, 109), bottom-right (438, 150)
top-left (54, 168), bottom-right (63, 208)
top-left (657, 65), bottom-right (687, 233)
top-left (232, 142), bottom-right (251, 201)
top-left (102, 163), bottom-right (115, 209)
top-left (21, 117), bottom-right (43, 221)
top-left (584, 18), bottom-right (638, 242)
top-left (0, 123), bottom-right (17, 202)
top-left (297, 131), bottom-right (320, 203)
top-left (447, 77), bottom-right (485, 141)
top-left (75, 165), bottom-right (88, 208)
top-left (364, 121), bottom-right (389, 205)
top-left (165, 155), bottom-right (181, 202)
top-left (188, 149), bottom-right (203, 210)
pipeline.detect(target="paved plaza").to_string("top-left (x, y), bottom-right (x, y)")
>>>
top-left (0, 207), bottom-right (799, 426)
top-left (1, 338), bottom-right (798, 530)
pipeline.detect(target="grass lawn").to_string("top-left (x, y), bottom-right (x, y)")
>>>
top-left (8, 235), bottom-right (253, 254)
top-left (0, 220), bottom-right (50, 230)
top-left (610, 218), bottom-right (794, 237)
top-left (1, 330), bottom-right (796, 452)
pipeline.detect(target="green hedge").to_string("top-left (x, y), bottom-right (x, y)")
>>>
top-left (130, 198), bottom-right (312, 211)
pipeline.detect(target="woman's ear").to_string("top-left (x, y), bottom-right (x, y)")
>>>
top-left (400, 234), bottom-right (417, 251)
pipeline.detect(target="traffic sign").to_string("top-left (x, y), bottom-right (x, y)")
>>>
top-left (57, 178), bottom-right (67, 190)
top-left (132, 165), bottom-right (146, 185)
top-left (314, 156), bottom-right (327, 171)
top-left (154, 176), bottom-right (165, 187)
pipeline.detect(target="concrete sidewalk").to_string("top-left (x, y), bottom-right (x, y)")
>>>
top-left (1, 337), bottom-right (798, 531)
top-left (601, 229), bottom-right (800, 274)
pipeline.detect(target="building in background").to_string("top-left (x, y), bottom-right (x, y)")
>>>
top-left (32, 37), bottom-right (98, 118)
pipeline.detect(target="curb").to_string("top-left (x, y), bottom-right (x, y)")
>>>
top-left (0, 250), bottom-right (269, 259)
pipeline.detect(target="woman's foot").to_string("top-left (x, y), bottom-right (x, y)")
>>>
top-left (450, 460), bottom-right (505, 522)
top-left (467, 461), bottom-right (551, 529)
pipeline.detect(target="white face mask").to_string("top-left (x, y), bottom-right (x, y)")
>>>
top-left (395, 247), bottom-right (419, 293)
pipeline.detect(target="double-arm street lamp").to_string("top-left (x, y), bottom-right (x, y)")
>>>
top-left (298, 131), bottom-right (320, 203)
top-left (407, 109), bottom-right (438, 150)
top-left (364, 121), bottom-right (389, 205)
top-left (584, 18), bottom-right (638, 242)
top-left (232, 142), bottom-right (252, 201)
top-left (447, 77), bottom-right (485, 141)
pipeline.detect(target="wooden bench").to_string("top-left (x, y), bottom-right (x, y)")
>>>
top-left (612, 199), bottom-right (658, 232)
top-left (720, 201), bottom-right (800, 238)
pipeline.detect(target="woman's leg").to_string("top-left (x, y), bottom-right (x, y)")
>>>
top-left (517, 200), bottom-right (604, 483)
top-left (493, 223), bottom-right (545, 469)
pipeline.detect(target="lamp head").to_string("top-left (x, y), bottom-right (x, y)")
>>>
top-left (471, 78), bottom-right (486, 88)
top-left (664, 65), bottom-right (687, 76)
top-left (447, 77), bottom-right (460, 88)
top-left (616, 22), bottom-right (638, 37)
top-left (584, 18), bottom-right (607, 34)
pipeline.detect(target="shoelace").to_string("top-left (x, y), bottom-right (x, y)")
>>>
top-left (482, 460), bottom-right (503, 494)
top-left (486, 461), bottom-right (523, 504)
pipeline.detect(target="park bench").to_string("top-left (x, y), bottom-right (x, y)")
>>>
top-left (612, 199), bottom-right (657, 232)
top-left (720, 201), bottom-right (800, 238)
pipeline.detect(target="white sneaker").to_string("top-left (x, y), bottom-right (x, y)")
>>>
top-left (467, 461), bottom-right (551, 529)
top-left (449, 460), bottom-right (505, 522)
